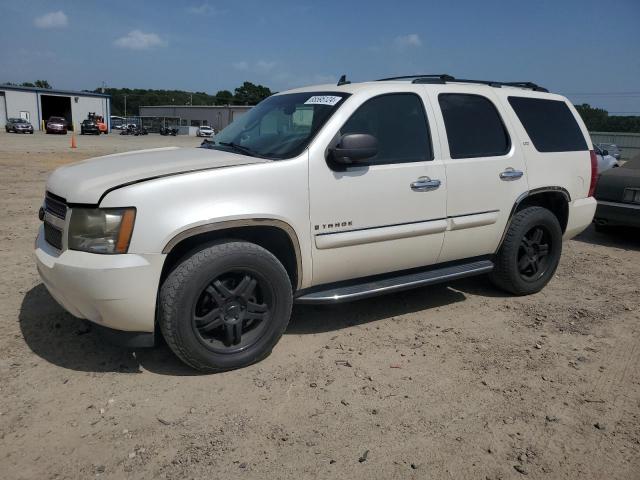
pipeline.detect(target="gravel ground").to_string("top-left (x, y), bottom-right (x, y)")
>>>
top-left (1, 132), bottom-right (639, 480)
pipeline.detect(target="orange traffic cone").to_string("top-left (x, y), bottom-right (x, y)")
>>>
top-left (71, 133), bottom-right (77, 149)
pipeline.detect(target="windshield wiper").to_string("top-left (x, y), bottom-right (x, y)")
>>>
top-left (217, 141), bottom-right (265, 158)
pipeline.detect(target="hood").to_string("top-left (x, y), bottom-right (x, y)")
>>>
top-left (47, 146), bottom-right (268, 204)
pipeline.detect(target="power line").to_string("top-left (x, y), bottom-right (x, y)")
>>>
top-left (563, 92), bottom-right (640, 96)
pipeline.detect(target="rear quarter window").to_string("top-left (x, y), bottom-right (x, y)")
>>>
top-left (508, 97), bottom-right (587, 152)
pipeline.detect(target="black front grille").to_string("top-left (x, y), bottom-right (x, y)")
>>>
top-left (43, 192), bottom-right (67, 249)
top-left (44, 222), bottom-right (63, 250)
top-left (44, 193), bottom-right (67, 219)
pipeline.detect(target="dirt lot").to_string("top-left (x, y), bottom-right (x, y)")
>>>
top-left (0, 131), bottom-right (638, 480)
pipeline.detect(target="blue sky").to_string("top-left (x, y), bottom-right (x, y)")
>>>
top-left (1, 0), bottom-right (639, 114)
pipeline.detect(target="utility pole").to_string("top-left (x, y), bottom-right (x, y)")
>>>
top-left (124, 95), bottom-right (127, 120)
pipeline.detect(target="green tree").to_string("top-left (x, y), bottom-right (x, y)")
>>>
top-left (233, 82), bottom-right (272, 105)
top-left (34, 80), bottom-right (52, 89)
top-left (91, 82), bottom-right (274, 115)
top-left (574, 103), bottom-right (609, 131)
top-left (214, 90), bottom-right (233, 105)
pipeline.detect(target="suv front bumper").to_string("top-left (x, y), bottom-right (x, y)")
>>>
top-left (34, 226), bottom-right (165, 333)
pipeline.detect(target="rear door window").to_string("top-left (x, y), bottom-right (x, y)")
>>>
top-left (508, 97), bottom-right (587, 152)
top-left (438, 94), bottom-right (510, 159)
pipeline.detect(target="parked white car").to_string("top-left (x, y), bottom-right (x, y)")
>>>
top-left (35, 75), bottom-right (597, 371)
top-left (596, 143), bottom-right (621, 161)
top-left (593, 144), bottom-right (619, 173)
top-left (196, 125), bottom-right (215, 137)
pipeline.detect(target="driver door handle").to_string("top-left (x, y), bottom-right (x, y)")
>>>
top-left (411, 176), bottom-right (441, 192)
top-left (500, 168), bottom-right (524, 181)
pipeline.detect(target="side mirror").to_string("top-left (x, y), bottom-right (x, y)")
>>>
top-left (602, 149), bottom-right (609, 156)
top-left (329, 133), bottom-right (378, 164)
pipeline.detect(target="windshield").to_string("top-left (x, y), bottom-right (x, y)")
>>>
top-left (50, 117), bottom-right (65, 123)
top-left (205, 92), bottom-right (349, 159)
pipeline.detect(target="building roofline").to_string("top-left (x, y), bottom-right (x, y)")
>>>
top-left (0, 84), bottom-right (110, 98)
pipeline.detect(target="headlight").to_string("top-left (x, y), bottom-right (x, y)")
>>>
top-left (68, 208), bottom-right (136, 254)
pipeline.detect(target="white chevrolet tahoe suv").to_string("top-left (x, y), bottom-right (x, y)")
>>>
top-left (35, 74), bottom-right (598, 372)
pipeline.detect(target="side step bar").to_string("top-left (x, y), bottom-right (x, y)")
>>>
top-left (295, 260), bottom-right (494, 304)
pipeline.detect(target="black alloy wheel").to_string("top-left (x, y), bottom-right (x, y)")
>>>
top-left (192, 270), bottom-right (272, 353)
top-left (517, 225), bottom-right (552, 281)
top-left (159, 241), bottom-right (293, 372)
top-left (490, 206), bottom-right (562, 295)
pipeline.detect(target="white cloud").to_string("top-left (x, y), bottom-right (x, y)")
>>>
top-left (232, 61), bottom-right (249, 70)
top-left (34, 11), bottom-right (68, 29)
top-left (113, 30), bottom-right (167, 50)
top-left (187, 3), bottom-right (218, 15)
top-left (233, 60), bottom-right (276, 72)
top-left (256, 60), bottom-right (276, 71)
top-left (394, 33), bottom-right (422, 49)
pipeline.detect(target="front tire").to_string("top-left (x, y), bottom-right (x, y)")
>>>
top-left (490, 206), bottom-right (562, 295)
top-left (159, 241), bottom-right (293, 372)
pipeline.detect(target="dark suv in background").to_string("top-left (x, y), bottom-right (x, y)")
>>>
top-left (80, 119), bottom-right (100, 135)
top-left (5, 118), bottom-right (34, 134)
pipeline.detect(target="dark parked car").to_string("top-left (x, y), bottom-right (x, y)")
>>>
top-left (46, 116), bottom-right (68, 134)
top-left (5, 117), bottom-right (34, 134)
top-left (594, 158), bottom-right (640, 231)
top-left (80, 119), bottom-right (100, 135)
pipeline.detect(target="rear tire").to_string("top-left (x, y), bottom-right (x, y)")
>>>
top-left (159, 241), bottom-right (293, 372)
top-left (490, 206), bottom-right (562, 295)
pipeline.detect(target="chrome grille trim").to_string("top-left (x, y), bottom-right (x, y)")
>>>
top-left (44, 192), bottom-right (67, 219)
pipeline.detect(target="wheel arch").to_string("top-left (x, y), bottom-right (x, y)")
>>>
top-left (161, 219), bottom-right (303, 290)
top-left (496, 187), bottom-right (571, 253)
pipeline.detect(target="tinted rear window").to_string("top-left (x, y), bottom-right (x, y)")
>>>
top-left (508, 97), bottom-right (587, 152)
top-left (438, 94), bottom-right (510, 159)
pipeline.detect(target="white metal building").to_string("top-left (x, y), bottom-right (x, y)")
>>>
top-left (139, 105), bottom-right (252, 132)
top-left (0, 85), bottom-right (111, 131)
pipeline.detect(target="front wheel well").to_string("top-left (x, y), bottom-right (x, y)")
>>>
top-left (515, 191), bottom-right (569, 233)
top-left (160, 226), bottom-right (299, 289)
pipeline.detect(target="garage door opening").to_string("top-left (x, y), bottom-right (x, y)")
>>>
top-left (41, 95), bottom-right (73, 131)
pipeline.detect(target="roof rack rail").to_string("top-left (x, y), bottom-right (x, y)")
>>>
top-left (376, 74), bottom-right (454, 82)
top-left (376, 74), bottom-right (548, 92)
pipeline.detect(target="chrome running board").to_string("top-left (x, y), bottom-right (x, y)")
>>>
top-left (295, 260), bottom-right (494, 304)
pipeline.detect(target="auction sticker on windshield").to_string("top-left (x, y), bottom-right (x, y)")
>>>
top-left (304, 95), bottom-right (342, 106)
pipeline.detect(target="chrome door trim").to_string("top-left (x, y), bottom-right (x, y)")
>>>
top-left (499, 167), bottom-right (524, 181)
top-left (315, 218), bottom-right (447, 250)
top-left (410, 176), bottom-right (441, 191)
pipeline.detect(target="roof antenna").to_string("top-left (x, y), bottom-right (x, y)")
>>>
top-left (337, 74), bottom-right (351, 86)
